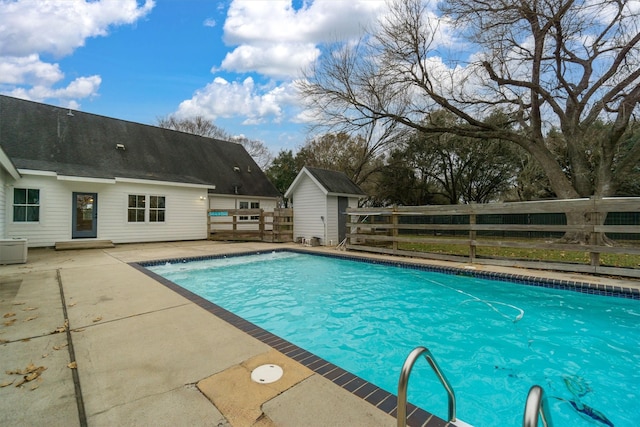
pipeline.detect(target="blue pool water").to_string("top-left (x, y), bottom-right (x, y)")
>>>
top-left (149, 252), bottom-right (640, 426)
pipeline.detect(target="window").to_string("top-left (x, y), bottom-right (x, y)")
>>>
top-left (13, 188), bottom-right (40, 222)
top-left (128, 195), bottom-right (146, 222)
top-left (149, 196), bottom-right (166, 222)
top-left (238, 201), bottom-right (260, 221)
top-left (250, 202), bottom-right (260, 220)
top-left (128, 195), bottom-right (166, 223)
top-left (239, 201), bottom-right (249, 220)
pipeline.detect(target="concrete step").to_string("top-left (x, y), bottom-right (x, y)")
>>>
top-left (55, 240), bottom-right (115, 250)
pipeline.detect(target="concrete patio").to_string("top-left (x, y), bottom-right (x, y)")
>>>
top-left (1, 240), bottom-right (638, 426)
top-left (1, 241), bottom-right (399, 427)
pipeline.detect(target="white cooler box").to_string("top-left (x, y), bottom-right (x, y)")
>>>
top-left (0, 238), bottom-right (27, 264)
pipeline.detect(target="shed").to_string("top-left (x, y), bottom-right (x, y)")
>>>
top-left (285, 166), bottom-right (366, 246)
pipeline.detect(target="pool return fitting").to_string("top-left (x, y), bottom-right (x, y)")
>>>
top-left (397, 347), bottom-right (554, 427)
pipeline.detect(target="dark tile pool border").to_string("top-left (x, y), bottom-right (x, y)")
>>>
top-left (136, 248), bottom-right (640, 300)
top-left (131, 248), bottom-right (639, 427)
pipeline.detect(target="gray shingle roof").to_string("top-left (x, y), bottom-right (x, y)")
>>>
top-left (0, 95), bottom-right (279, 198)
top-left (304, 167), bottom-right (366, 196)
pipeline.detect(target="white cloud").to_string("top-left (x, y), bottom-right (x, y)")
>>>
top-left (224, 0), bottom-right (384, 45)
top-left (179, 1), bottom-right (388, 133)
top-left (7, 75), bottom-right (102, 105)
top-left (0, 0), bottom-right (155, 57)
top-left (176, 77), bottom-right (299, 125)
top-left (0, 54), bottom-right (63, 85)
top-left (220, 0), bottom-right (385, 78)
top-left (219, 43), bottom-right (320, 79)
top-left (0, 0), bottom-right (153, 105)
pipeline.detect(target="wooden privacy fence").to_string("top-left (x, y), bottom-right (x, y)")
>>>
top-left (208, 208), bottom-right (293, 243)
top-left (346, 197), bottom-right (640, 278)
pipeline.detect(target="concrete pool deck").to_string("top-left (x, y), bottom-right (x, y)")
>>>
top-left (1, 240), bottom-right (638, 427)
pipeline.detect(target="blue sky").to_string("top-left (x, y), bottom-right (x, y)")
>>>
top-left (0, 0), bottom-right (387, 154)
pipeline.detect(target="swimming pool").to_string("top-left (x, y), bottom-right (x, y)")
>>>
top-left (145, 251), bottom-right (640, 426)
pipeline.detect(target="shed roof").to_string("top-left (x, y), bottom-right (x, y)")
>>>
top-left (285, 166), bottom-right (366, 198)
top-left (0, 95), bottom-right (279, 198)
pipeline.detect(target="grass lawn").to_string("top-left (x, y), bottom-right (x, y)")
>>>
top-left (393, 237), bottom-right (640, 269)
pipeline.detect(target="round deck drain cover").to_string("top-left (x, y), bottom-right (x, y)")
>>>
top-left (251, 364), bottom-right (283, 384)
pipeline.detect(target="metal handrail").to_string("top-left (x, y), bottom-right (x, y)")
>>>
top-left (397, 346), bottom-right (456, 427)
top-left (523, 385), bottom-right (554, 427)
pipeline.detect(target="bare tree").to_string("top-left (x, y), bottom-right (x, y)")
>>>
top-left (157, 115), bottom-right (273, 169)
top-left (156, 115), bottom-right (227, 139)
top-left (229, 135), bottom-right (273, 169)
top-left (299, 0), bottom-right (640, 241)
top-left (297, 132), bottom-right (385, 185)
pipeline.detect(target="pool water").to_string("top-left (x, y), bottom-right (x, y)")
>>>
top-left (149, 252), bottom-right (640, 426)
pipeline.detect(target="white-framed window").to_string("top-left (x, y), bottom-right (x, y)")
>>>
top-left (128, 195), bottom-right (146, 222)
top-left (128, 194), bottom-right (166, 223)
top-left (238, 201), bottom-right (260, 221)
top-left (13, 188), bottom-right (40, 222)
top-left (250, 201), bottom-right (260, 220)
top-left (149, 196), bottom-right (166, 222)
top-left (239, 201), bottom-right (249, 220)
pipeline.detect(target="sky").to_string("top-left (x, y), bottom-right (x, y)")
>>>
top-left (0, 0), bottom-right (389, 154)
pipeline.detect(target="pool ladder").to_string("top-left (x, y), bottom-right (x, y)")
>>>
top-left (523, 385), bottom-right (554, 427)
top-left (396, 346), bottom-right (554, 427)
top-left (397, 346), bottom-right (456, 427)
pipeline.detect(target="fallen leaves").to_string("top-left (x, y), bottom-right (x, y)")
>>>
top-left (67, 361), bottom-right (77, 369)
top-left (5, 363), bottom-right (47, 388)
top-left (53, 343), bottom-right (68, 351)
top-left (1, 379), bottom-right (15, 387)
top-left (52, 319), bottom-right (69, 334)
top-left (92, 316), bottom-right (102, 323)
top-left (6, 363), bottom-right (46, 376)
top-left (2, 306), bottom-right (38, 325)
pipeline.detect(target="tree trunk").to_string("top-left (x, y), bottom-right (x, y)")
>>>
top-left (559, 203), bottom-right (614, 246)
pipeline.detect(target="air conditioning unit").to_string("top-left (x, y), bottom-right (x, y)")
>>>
top-left (0, 238), bottom-right (27, 264)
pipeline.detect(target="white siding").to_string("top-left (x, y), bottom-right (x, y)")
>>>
top-left (260, 199), bottom-right (277, 211)
top-left (326, 195), bottom-right (338, 245)
top-left (6, 174), bottom-right (209, 247)
top-left (6, 175), bottom-right (69, 246)
top-left (209, 196), bottom-right (238, 211)
top-left (323, 196), bottom-right (359, 245)
top-left (0, 169), bottom-right (7, 238)
top-left (291, 175), bottom-right (327, 243)
top-left (100, 182), bottom-right (207, 244)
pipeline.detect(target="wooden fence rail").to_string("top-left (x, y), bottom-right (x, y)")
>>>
top-left (346, 197), bottom-right (640, 278)
top-left (208, 208), bottom-right (293, 243)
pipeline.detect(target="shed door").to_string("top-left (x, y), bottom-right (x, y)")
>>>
top-left (338, 196), bottom-right (349, 243)
top-left (72, 193), bottom-right (98, 239)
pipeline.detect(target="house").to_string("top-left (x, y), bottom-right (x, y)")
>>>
top-left (285, 166), bottom-right (366, 246)
top-left (0, 95), bottom-right (280, 248)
